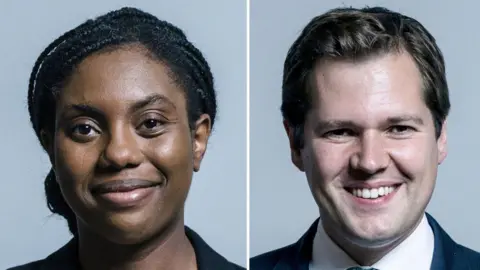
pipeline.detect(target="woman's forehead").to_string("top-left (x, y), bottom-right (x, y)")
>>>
top-left (58, 48), bottom-right (185, 109)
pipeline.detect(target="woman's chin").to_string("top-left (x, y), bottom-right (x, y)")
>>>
top-left (98, 227), bottom-right (157, 245)
top-left (76, 204), bottom-right (183, 245)
top-left (82, 216), bottom-right (162, 245)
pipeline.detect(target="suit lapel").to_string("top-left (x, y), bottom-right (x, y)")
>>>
top-left (273, 218), bottom-right (319, 270)
top-left (427, 213), bottom-right (455, 270)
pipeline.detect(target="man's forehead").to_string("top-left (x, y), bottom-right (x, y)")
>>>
top-left (309, 52), bottom-right (424, 107)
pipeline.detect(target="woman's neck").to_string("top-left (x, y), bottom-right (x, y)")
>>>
top-left (77, 218), bottom-right (197, 270)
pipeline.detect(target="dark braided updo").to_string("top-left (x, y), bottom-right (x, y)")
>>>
top-left (27, 7), bottom-right (217, 235)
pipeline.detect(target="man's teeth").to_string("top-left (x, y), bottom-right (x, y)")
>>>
top-left (351, 186), bottom-right (396, 199)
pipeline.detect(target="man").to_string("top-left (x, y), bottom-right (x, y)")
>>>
top-left (251, 6), bottom-right (480, 270)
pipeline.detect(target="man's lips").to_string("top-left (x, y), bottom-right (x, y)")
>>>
top-left (343, 180), bottom-right (404, 189)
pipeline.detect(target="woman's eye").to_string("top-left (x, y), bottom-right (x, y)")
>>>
top-left (142, 119), bottom-right (162, 129)
top-left (72, 124), bottom-right (97, 136)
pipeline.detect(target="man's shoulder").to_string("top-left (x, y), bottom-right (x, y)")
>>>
top-left (250, 244), bottom-right (297, 270)
top-left (427, 213), bottom-right (480, 268)
top-left (250, 219), bottom-right (319, 270)
top-left (455, 242), bottom-right (480, 257)
top-left (450, 242), bottom-right (480, 267)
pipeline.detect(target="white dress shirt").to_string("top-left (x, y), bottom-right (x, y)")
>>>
top-left (309, 214), bottom-right (434, 270)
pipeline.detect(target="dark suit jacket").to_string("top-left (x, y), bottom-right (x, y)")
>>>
top-left (8, 226), bottom-right (245, 270)
top-left (250, 213), bottom-right (480, 270)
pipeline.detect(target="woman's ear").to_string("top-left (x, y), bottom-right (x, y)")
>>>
top-left (40, 129), bottom-right (55, 166)
top-left (192, 114), bottom-right (211, 172)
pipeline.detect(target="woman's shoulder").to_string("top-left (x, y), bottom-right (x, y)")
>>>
top-left (229, 262), bottom-right (247, 270)
top-left (6, 260), bottom-right (44, 270)
top-left (185, 226), bottom-right (246, 269)
top-left (7, 232), bottom-right (247, 270)
top-left (6, 255), bottom-right (246, 270)
top-left (6, 239), bottom-right (79, 270)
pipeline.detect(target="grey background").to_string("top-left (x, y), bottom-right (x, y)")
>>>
top-left (0, 0), bottom-right (246, 268)
top-left (251, 0), bottom-right (480, 257)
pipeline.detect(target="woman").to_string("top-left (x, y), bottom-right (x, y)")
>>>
top-left (9, 7), bottom-right (244, 270)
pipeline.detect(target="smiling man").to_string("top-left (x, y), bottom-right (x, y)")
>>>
top-left (251, 6), bottom-right (480, 270)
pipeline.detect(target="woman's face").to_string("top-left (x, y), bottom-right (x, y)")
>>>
top-left (42, 46), bottom-right (211, 244)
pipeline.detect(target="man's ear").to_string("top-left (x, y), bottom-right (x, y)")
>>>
top-left (283, 120), bottom-right (305, 171)
top-left (192, 114), bottom-right (211, 172)
top-left (437, 119), bottom-right (448, 164)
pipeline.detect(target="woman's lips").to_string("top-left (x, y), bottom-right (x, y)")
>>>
top-left (91, 179), bottom-right (162, 209)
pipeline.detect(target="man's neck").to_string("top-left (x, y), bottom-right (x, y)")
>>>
top-left (77, 218), bottom-right (197, 270)
top-left (321, 217), bottom-right (423, 266)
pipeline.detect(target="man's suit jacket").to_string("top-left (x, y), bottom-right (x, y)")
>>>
top-left (8, 226), bottom-right (245, 270)
top-left (250, 213), bottom-right (480, 270)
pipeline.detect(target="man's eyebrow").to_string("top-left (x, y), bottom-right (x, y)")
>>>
top-left (386, 115), bottom-right (424, 125)
top-left (315, 120), bottom-right (358, 130)
top-left (313, 115), bottom-right (425, 131)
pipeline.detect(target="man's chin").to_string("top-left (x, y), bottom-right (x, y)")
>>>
top-left (343, 225), bottom-right (403, 248)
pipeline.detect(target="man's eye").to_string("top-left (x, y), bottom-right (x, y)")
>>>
top-left (325, 129), bottom-right (355, 137)
top-left (389, 125), bottom-right (414, 133)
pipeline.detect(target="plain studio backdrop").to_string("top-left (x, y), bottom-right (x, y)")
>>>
top-left (250, 0), bottom-right (480, 257)
top-left (0, 0), bottom-right (246, 268)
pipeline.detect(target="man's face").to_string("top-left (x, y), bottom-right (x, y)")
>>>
top-left (288, 52), bottom-right (447, 246)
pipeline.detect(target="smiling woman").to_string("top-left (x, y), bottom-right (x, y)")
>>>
top-left (7, 6), bottom-right (243, 270)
